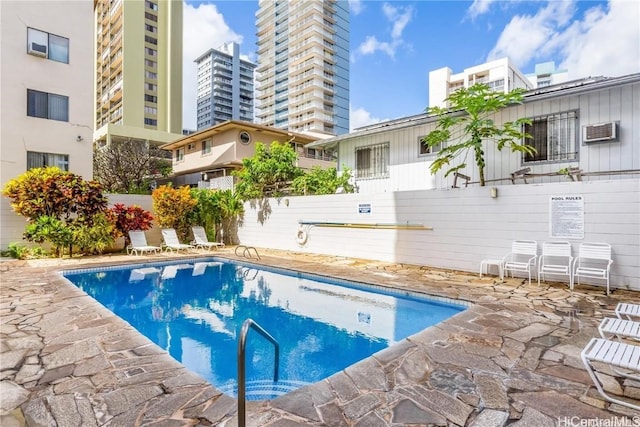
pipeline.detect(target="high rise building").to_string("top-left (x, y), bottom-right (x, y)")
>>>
top-left (255, 0), bottom-right (349, 136)
top-left (94, 0), bottom-right (183, 148)
top-left (195, 42), bottom-right (256, 130)
top-left (0, 0), bottom-right (94, 249)
top-left (429, 57), bottom-right (533, 108)
top-left (525, 62), bottom-right (570, 88)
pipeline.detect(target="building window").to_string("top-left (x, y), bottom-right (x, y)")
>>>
top-left (146, 83), bottom-right (157, 91)
top-left (144, 118), bottom-right (157, 126)
top-left (146, 47), bottom-right (157, 56)
top-left (175, 147), bottom-right (184, 162)
top-left (355, 142), bottom-right (389, 179)
top-left (144, 106), bottom-right (157, 115)
top-left (418, 136), bottom-right (442, 156)
top-left (144, 36), bottom-right (157, 45)
top-left (145, 24), bottom-right (157, 33)
top-left (145, 59), bottom-right (156, 68)
top-left (202, 139), bottom-right (212, 155)
top-left (146, 1), bottom-right (158, 11)
top-left (239, 131), bottom-right (251, 144)
top-left (524, 111), bottom-right (577, 163)
top-left (27, 28), bottom-right (69, 63)
top-left (27, 151), bottom-right (69, 171)
top-left (144, 12), bottom-right (157, 22)
top-left (145, 71), bottom-right (157, 80)
top-left (145, 94), bottom-right (157, 103)
top-left (27, 89), bottom-right (69, 122)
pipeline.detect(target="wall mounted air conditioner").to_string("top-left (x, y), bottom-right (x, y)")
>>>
top-left (583, 121), bottom-right (618, 143)
top-left (28, 42), bottom-right (47, 57)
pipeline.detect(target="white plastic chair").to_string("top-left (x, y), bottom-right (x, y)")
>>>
top-left (538, 241), bottom-right (573, 288)
top-left (581, 337), bottom-right (640, 411)
top-left (191, 226), bottom-right (225, 251)
top-left (127, 230), bottom-right (161, 255)
top-left (502, 240), bottom-right (538, 285)
top-left (616, 302), bottom-right (640, 321)
top-left (598, 317), bottom-right (640, 342)
top-left (573, 242), bottom-right (613, 295)
top-left (161, 228), bottom-right (194, 253)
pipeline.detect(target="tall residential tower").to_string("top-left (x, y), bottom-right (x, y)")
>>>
top-left (94, 0), bottom-right (183, 147)
top-left (195, 42), bottom-right (256, 130)
top-left (255, 0), bottom-right (349, 136)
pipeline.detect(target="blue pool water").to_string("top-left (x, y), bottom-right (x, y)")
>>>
top-left (63, 258), bottom-right (465, 400)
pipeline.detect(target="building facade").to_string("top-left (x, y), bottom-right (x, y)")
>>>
top-left (310, 74), bottom-right (640, 194)
top-left (429, 57), bottom-right (533, 108)
top-left (93, 0), bottom-right (183, 148)
top-left (255, 0), bottom-right (349, 136)
top-left (195, 42), bottom-right (256, 130)
top-left (0, 0), bottom-right (94, 249)
top-left (525, 61), bottom-right (570, 88)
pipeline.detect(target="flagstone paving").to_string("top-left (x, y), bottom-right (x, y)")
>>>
top-left (1, 248), bottom-right (640, 426)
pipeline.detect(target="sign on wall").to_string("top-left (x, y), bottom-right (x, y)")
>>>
top-left (549, 195), bottom-right (584, 239)
top-left (358, 203), bottom-right (372, 214)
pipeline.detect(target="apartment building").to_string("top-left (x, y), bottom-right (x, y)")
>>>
top-left (195, 42), bottom-right (256, 130)
top-left (525, 61), bottom-right (570, 88)
top-left (429, 57), bottom-right (533, 108)
top-left (255, 0), bottom-right (350, 136)
top-left (94, 0), bottom-right (183, 149)
top-left (0, 1), bottom-right (94, 249)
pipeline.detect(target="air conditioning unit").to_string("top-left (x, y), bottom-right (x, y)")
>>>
top-left (28, 42), bottom-right (48, 57)
top-left (583, 121), bottom-right (617, 143)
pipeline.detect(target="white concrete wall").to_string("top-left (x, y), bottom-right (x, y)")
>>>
top-left (238, 179), bottom-right (640, 291)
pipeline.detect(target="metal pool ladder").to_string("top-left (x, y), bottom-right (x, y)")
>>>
top-left (237, 318), bottom-right (279, 427)
top-left (235, 245), bottom-right (261, 260)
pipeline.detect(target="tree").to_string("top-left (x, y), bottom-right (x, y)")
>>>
top-left (291, 166), bottom-right (355, 195)
top-left (110, 204), bottom-right (154, 247)
top-left (216, 189), bottom-right (244, 244)
top-left (94, 140), bottom-right (171, 194)
top-left (422, 83), bottom-right (534, 186)
top-left (151, 185), bottom-right (197, 240)
top-left (233, 141), bottom-right (303, 200)
top-left (188, 189), bottom-right (222, 241)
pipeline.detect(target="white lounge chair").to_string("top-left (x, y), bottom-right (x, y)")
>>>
top-left (161, 228), bottom-right (194, 253)
top-left (127, 230), bottom-right (161, 255)
top-left (598, 317), bottom-right (640, 342)
top-left (573, 242), bottom-right (613, 295)
top-left (581, 337), bottom-right (640, 411)
top-left (191, 226), bottom-right (225, 251)
top-left (616, 302), bottom-right (640, 321)
top-left (502, 240), bottom-right (538, 285)
top-left (538, 241), bottom-right (573, 288)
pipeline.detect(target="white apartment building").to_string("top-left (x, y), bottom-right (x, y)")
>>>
top-left (255, 0), bottom-right (350, 136)
top-left (429, 57), bottom-right (533, 108)
top-left (0, 1), bottom-right (94, 250)
top-left (195, 42), bottom-right (256, 130)
top-left (525, 61), bottom-right (570, 88)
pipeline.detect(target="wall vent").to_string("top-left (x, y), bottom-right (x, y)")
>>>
top-left (583, 122), bottom-right (617, 143)
top-left (28, 42), bottom-right (47, 57)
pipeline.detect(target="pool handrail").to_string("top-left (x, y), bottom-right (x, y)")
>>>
top-left (235, 245), bottom-right (261, 260)
top-left (237, 318), bottom-right (279, 427)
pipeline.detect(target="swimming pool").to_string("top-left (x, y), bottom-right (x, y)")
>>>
top-left (63, 258), bottom-right (466, 400)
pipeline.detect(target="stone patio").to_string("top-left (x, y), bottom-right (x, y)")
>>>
top-left (1, 248), bottom-right (640, 426)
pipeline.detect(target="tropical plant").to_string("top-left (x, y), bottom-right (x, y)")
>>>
top-left (233, 141), bottom-right (303, 200)
top-left (24, 216), bottom-right (73, 257)
top-left (110, 203), bottom-right (154, 247)
top-left (188, 189), bottom-right (222, 241)
top-left (71, 212), bottom-right (116, 255)
top-left (291, 166), bottom-right (355, 195)
top-left (422, 83), bottom-right (534, 186)
top-left (3, 242), bottom-right (30, 259)
top-left (216, 189), bottom-right (244, 244)
top-left (151, 185), bottom-right (197, 240)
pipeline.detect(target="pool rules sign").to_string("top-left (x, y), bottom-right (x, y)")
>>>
top-left (549, 195), bottom-right (584, 239)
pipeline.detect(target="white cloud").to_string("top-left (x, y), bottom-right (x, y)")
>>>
top-left (350, 107), bottom-right (387, 131)
top-left (182, 2), bottom-right (242, 130)
top-left (355, 3), bottom-right (414, 60)
top-left (468, 0), bottom-right (499, 19)
top-left (487, 0), bottom-right (639, 78)
top-left (349, 0), bottom-right (364, 15)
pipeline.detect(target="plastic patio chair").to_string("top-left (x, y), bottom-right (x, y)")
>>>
top-left (573, 242), bottom-right (613, 295)
top-left (161, 228), bottom-right (194, 253)
top-left (502, 240), bottom-right (538, 285)
top-left (538, 241), bottom-right (573, 288)
top-left (191, 226), bottom-right (225, 251)
top-left (581, 337), bottom-right (640, 411)
top-left (616, 302), bottom-right (640, 321)
top-left (598, 317), bottom-right (640, 342)
top-left (127, 230), bottom-right (161, 255)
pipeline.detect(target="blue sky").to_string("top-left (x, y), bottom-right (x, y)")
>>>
top-left (182, 0), bottom-right (640, 131)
